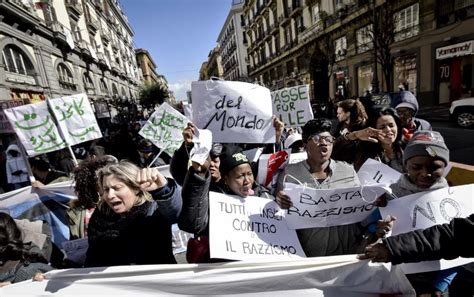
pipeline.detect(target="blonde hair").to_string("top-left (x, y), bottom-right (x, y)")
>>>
top-left (97, 161), bottom-right (152, 213)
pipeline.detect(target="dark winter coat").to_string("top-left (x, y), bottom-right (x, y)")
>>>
top-left (384, 213), bottom-right (474, 265)
top-left (84, 179), bottom-right (181, 267)
top-left (178, 167), bottom-right (272, 237)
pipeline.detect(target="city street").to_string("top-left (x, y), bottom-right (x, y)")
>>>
top-left (432, 121), bottom-right (474, 165)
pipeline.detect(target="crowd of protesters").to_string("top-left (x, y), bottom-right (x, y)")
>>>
top-left (0, 90), bottom-right (472, 295)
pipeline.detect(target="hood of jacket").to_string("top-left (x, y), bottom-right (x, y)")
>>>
top-left (395, 91), bottom-right (419, 115)
top-left (6, 144), bottom-right (21, 159)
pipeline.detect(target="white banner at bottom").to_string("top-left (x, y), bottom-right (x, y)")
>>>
top-left (0, 256), bottom-right (415, 296)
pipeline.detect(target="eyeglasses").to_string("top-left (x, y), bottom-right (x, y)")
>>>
top-left (309, 134), bottom-right (335, 144)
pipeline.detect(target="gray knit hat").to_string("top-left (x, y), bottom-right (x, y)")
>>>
top-left (403, 130), bottom-right (449, 165)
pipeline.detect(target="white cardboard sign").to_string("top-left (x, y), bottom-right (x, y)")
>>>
top-left (271, 84), bottom-right (313, 127)
top-left (191, 80), bottom-right (275, 143)
top-left (283, 183), bottom-right (388, 229)
top-left (357, 158), bottom-right (402, 186)
top-left (139, 102), bottom-right (189, 156)
top-left (4, 101), bottom-right (66, 156)
top-left (49, 93), bottom-right (102, 146)
top-left (209, 192), bottom-right (305, 261)
top-left (380, 184), bottom-right (474, 274)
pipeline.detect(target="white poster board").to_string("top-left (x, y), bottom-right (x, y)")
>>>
top-left (139, 102), bottom-right (189, 156)
top-left (49, 94), bottom-right (102, 145)
top-left (182, 102), bottom-right (193, 121)
top-left (380, 184), bottom-right (474, 274)
top-left (191, 80), bottom-right (275, 143)
top-left (283, 183), bottom-right (388, 229)
top-left (209, 192), bottom-right (305, 261)
top-left (357, 158), bottom-right (402, 186)
top-left (4, 101), bottom-right (66, 156)
top-left (271, 85), bottom-right (313, 127)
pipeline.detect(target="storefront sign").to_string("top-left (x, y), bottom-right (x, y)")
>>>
top-left (436, 40), bottom-right (474, 60)
top-left (10, 90), bottom-right (46, 103)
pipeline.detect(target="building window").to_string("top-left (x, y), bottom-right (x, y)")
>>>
top-left (57, 63), bottom-right (76, 90)
top-left (395, 3), bottom-right (419, 42)
top-left (393, 55), bottom-right (417, 95)
top-left (2, 45), bottom-right (35, 76)
top-left (83, 73), bottom-right (95, 93)
top-left (334, 36), bottom-right (347, 61)
top-left (357, 65), bottom-right (373, 96)
top-left (99, 78), bottom-right (108, 94)
top-left (356, 24), bottom-right (373, 54)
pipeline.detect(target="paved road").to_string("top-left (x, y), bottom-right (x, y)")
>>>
top-left (431, 121), bottom-right (474, 165)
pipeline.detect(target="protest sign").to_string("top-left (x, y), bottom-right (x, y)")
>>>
top-left (49, 93), bottom-right (102, 146)
top-left (192, 80), bottom-right (275, 143)
top-left (357, 158), bottom-right (402, 186)
top-left (257, 150), bottom-right (290, 188)
top-left (182, 102), bottom-right (193, 121)
top-left (380, 184), bottom-right (473, 237)
top-left (283, 183), bottom-right (387, 229)
top-left (257, 151), bottom-right (307, 188)
top-left (190, 129), bottom-right (213, 165)
top-left (209, 192), bottom-right (305, 261)
top-left (139, 102), bottom-right (189, 156)
top-left (289, 151), bottom-right (307, 164)
top-left (4, 101), bottom-right (66, 156)
top-left (380, 184), bottom-right (474, 274)
top-left (271, 85), bottom-right (313, 127)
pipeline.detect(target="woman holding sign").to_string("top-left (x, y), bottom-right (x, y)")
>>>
top-left (275, 118), bottom-right (373, 257)
top-left (178, 144), bottom-right (273, 263)
top-left (84, 161), bottom-right (181, 267)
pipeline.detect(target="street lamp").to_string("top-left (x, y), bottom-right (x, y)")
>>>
top-left (371, 0), bottom-right (380, 94)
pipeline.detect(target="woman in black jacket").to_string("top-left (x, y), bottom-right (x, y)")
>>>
top-left (178, 144), bottom-right (272, 263)
top-left (84, 161), bottom-right (182, 267)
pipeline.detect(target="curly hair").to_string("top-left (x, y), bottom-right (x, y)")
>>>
top-left (72, 155), bottom-right (118, 209)
top-left (0, 212), bottom-right (48, 264)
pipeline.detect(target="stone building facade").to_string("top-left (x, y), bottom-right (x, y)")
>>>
top-left (0, 0), bottom-right (141, 137)
top-left (217, 0), bottom-right (249, 81)
top-left (241, 0), bottom-right (474, 108)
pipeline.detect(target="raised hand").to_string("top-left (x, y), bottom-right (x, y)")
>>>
top-left (183, 122), bottom-right (196, 145)
top-left (137, 167), bottom-right (167, 192)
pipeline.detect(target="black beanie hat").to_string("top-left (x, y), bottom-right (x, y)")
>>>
top-left (219, 144), bottom-right (250, 175)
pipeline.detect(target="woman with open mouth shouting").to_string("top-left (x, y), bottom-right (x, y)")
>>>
top-left (84, 161), bottom-right (182, 267)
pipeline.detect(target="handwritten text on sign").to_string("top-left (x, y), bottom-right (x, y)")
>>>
top-left (380, 184), bottom-right (473, 235)
top-left (139, 102), bottom-right (189, 156)
top-left (380, 184), bottom-right (473, 274)
top-left (357, 158), bottom-right (402, 186)
top-left (271, 85), bottom-right (313, 127)
top-left (209, 192), bottom-right (305, 261)
top-left (192, 80), bottom-right (275, 143)
top-left (49, 93), bottom-right (102, 146)
top-left (283, 183), bottom-right (388, 229)
top-left (4, 101), bottom-right (66, 156)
